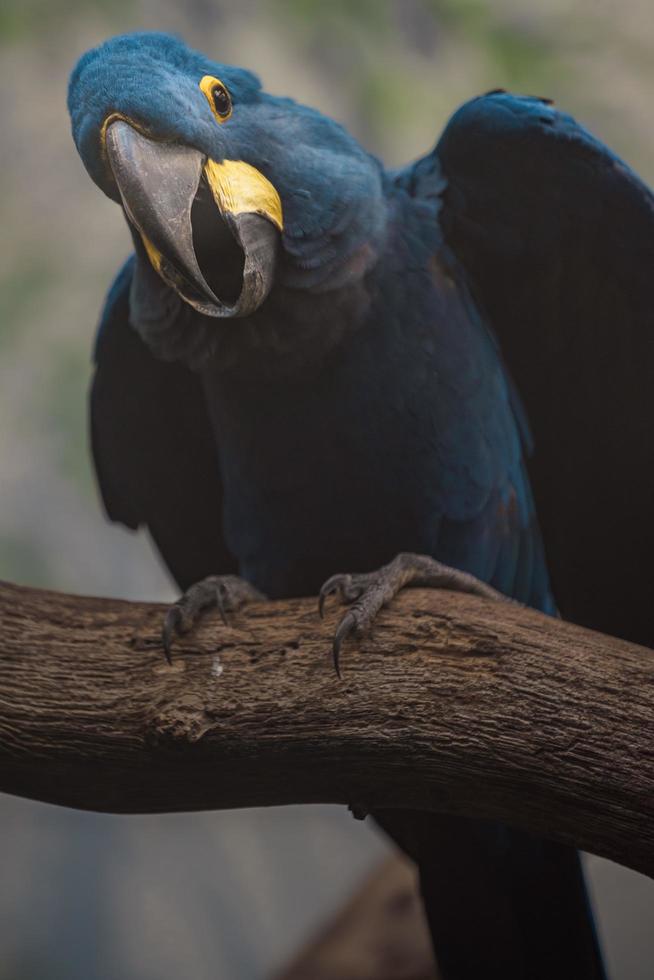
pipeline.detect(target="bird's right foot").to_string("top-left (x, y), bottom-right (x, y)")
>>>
top-left (319, 552), bottom-right (508, 676)
top-left (162, 575), bottom-right (265, 663)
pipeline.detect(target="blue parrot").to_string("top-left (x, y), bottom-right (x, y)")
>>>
top-left (65, 31), bottom-right (654, 978)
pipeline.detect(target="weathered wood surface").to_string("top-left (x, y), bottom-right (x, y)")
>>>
top-left (0, 579), bottom-right (653, 876)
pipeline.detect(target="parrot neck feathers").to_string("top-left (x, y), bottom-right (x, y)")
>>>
top-left (128, 232), bottom-right (375, 373)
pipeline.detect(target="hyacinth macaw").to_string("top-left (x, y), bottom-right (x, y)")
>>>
top-left (68, 30), bottom-right (654, 978)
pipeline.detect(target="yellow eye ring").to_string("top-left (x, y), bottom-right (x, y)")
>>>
top-left (200, 75), bottom-right (233, 124)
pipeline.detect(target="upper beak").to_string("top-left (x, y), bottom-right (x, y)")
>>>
top-left (104, 120), bottom-right (282, 318)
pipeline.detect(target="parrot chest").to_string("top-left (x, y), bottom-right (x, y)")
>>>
top-left (198, 259), bottom-right (513, 599)
top-left (202, 346), bottom-right (443, 598)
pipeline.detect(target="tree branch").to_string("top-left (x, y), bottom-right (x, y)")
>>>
top-left (1, 580), bottom-right (653, 876)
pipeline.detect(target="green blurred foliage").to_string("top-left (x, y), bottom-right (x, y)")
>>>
top-left (45, 342), bottom-right (96, 496)
top-left (0, 0), bottom-right (652, 559)
top-left (0, 0), bottom-right (132, 43)
top-left (0, 533), bottom-right (52, 584)
top-left (0, 259), bottom-right (54, 348)
top-left (1, 5), bottom-right (654, 979)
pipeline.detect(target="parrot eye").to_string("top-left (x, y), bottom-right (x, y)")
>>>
top-left (212, 85), bottom-right (231, 118)
top-left (199, 75), bottom-right (233, 124)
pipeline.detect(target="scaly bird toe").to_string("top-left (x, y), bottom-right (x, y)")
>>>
top-left (320, 552), bottom-right (510, 677)
top-left (318, 572), bottom-right (369, 619)
top-left (331, 604), bottom-right (373, 678)
top-left (161, 575), bottom-right (265, 663)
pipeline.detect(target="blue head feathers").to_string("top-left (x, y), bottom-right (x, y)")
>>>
top-left (69, 33), bottom-right (262, 198)
top-left (68, 32), bottom-right (385, 303)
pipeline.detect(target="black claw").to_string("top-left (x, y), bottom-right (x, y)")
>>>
top-left (332, 609), bottom-right (357, 678)
top-left (319, 578), bottom-right (337, 619)
top-left (159, 576), bottom-right (264, 666)
top-left (216, 586), bottom-right (229, 625)
top-left (332, 636), bottom-right (342, 679)
top-left (319, 574), bottom-right (348, 619)
top-left (162, 606), bottom-right (181, 664)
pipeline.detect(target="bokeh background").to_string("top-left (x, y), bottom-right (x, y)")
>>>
top-left (2, 1), bottom-right (654, 977)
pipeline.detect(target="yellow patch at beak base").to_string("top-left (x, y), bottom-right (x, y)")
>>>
top-left (204, 159), bottom-right (283, 232)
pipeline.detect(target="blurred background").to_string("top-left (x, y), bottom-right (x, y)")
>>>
top-left (1, 0), bottom-right (654, 977)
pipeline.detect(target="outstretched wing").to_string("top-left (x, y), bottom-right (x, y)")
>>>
top-left (405, 252), bottom-right (555, 614)
top-left (414, 91), bottom-right (654, 645)
top-left (91, 256), bottom-right (236, 590)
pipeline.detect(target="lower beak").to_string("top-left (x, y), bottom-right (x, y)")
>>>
top-left (104, 120), bottom-right (282, 318)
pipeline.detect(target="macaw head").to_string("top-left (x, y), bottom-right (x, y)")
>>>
top-left (68, 32), bottom-right (385, 321)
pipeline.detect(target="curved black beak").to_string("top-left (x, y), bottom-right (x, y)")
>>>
top-left (105, 120), bottom-right (281, 317)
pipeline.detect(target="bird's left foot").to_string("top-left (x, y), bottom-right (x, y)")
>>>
top-left (319, 552), bottom-right (508, 676)
top-left (162, 575), bottom-right (265, 663)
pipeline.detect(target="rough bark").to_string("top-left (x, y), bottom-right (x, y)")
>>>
top-left (0, 579), bottom-right (653, 877)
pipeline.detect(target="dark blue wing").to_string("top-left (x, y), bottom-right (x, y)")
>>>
top-left (400, 250), bottom-right (555, 613)
top-left (403, 91), bottom-right (654, 644)
top-left (389, 98), bottom-right (613, 980)
top-left (91, 256), bottom-right (236, 590)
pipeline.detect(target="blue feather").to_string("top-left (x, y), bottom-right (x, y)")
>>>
top-left (73, 38), bottom-right (610, 980)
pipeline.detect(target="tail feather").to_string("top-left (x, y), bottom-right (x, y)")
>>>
top-left (375, 810), bottom-right (607, 980)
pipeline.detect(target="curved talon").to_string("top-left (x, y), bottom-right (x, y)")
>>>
top-left (162, 605), bottom-right (183, 664)
top-left (319, 554), bottom-right (504, 680)
top-left (332, 609), bottom-right (358, 678)
top-left (215, 584), bottom-right (229, 625)
top-left (319, 574), bottom-right (343, 619)
top-left (160, 575), bottom-right (265, 665)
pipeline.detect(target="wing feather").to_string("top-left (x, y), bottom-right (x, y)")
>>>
top-left (91, 256), bottom-right (236, 590)
top-left (406, 92), bottom-right (654, 642)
